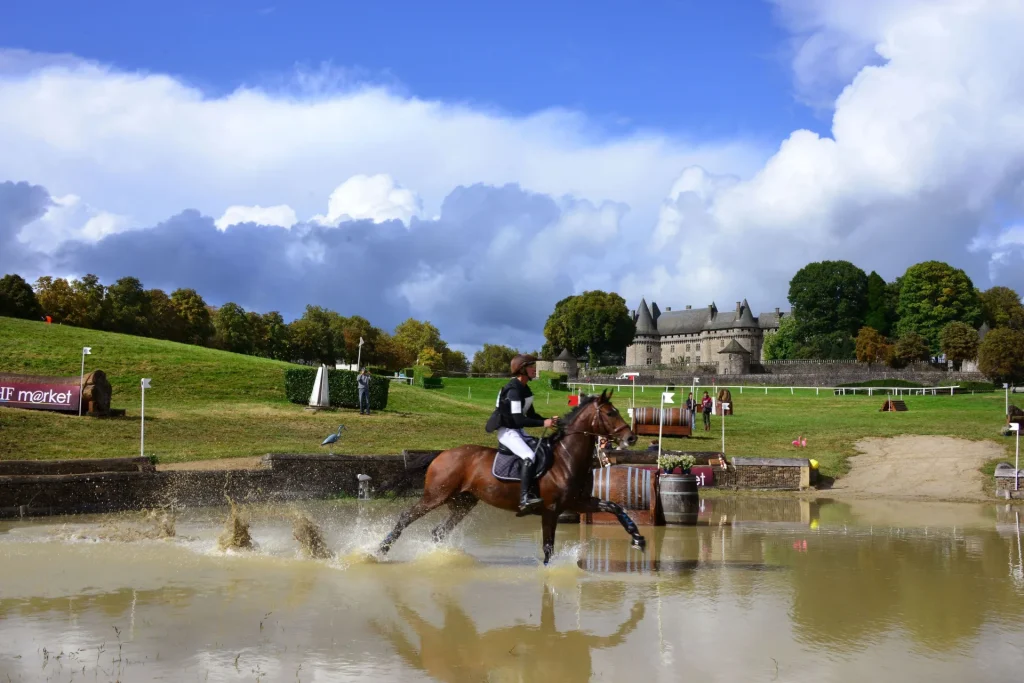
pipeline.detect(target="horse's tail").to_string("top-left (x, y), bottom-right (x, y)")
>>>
top-left (379, 450), bottom-right (444, 496)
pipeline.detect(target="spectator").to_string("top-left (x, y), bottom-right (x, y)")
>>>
top-left (701, 391), bottom-right (712, 431)
top-left (686, 392), bottom-right (696, 429)
top-left (357, 368), bottom-right (372, 415)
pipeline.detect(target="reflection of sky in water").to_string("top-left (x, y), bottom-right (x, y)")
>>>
top-left (0, 498), bottom-right (1022, 682)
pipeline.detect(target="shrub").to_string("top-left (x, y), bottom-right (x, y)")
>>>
top-left (549, 374), bottom-right (568, 391)
top-left (284, 368), bottom-right (390, 410)
top-left (420, 377), bottom-right (444, 389)
top-left (402, 367), bottom-right (415, 378)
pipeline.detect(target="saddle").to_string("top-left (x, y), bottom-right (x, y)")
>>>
top-left (492, 435), bottom-right (554, 482)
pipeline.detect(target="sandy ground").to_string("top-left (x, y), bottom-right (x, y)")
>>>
top-left (827, 435), bottom-right (1004, 502)
top-left (156, 456), bottom-right (267, 471)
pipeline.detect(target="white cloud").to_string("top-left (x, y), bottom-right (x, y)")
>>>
top-left (623, 0), bottom-right (1024, 311)
top-left (311, 174), bottom-right (421, 226)
top-left (16, 193), bottom-right (131, 251)
top-left (0, 51), bottom-right (761, 245)
top-left (215, 204), bottom-right (297, 230)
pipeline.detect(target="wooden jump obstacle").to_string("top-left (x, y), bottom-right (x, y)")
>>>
top-left (585, 465), bottom-right (663, 526)
top-left (880, 399), bottom-right (908, 412)
top-left (631, 406), bottom-right (693, 438)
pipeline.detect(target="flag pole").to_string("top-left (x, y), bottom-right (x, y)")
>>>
top-left (140, 378), bottom-right (152, 458)
top-left (78, 346), bottom-right (91, 416)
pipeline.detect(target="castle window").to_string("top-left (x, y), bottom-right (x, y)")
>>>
top-left (696, 343), bottom-right (701, 350)
top-left (696, 355), bottom-right (701, 363)
top-left (685, 356), bottom-right (690, 363)
top-left (646, 357), bottom-right (652, 366)
top-left (686, 344), bottom-right (690, 351)
top-left (646, 344), bottom-right (651, 353)
top-left (670, 345), bottom-right (675, 353)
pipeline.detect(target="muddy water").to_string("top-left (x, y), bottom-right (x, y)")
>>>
top-left (1, 496), bottom-right (1022, 682)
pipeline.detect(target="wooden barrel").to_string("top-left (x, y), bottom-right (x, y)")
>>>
top-left (660, 474), bottom-right (699, 525)
top-left (633, 407), bottom-right (692, 427)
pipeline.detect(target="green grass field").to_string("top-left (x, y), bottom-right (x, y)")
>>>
top-left (0, 317), bottom-right (1016, 478)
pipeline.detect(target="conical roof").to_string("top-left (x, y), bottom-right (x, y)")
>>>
top-left (635, 298), bottom-right (657, 334)
top-left (978, 322), bottom-right (991, 340)
top-left (555, 348), bottom-right (575, 361)
top-left (735, 299), bottom-right (759, 329)
top-left (721, 339), bottom-right (750, 355)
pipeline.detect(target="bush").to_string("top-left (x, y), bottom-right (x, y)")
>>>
top-left (420, 377), bottom-right (444, 389)
top-left (402, 367), bottom-right (415, 378)
top-left (549, 374), bottom-right (568, 391)
top-left (284, 368), bottom-right (390, 410)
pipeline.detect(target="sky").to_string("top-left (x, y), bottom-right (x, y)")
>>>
top-left (2, 0), bottom-right (1024, 357)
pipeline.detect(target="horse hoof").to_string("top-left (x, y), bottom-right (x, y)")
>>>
top-left (632, 537), bottom-right (646, 551)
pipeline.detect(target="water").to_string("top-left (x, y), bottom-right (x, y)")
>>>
top-left (1, 496), bottom-right (1022, 682)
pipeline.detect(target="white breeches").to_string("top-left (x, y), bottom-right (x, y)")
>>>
top-left (497, 427), bottom-right (536, 461)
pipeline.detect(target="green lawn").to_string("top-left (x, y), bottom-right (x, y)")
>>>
top-left (0, 317), bottom-right (1016, 478)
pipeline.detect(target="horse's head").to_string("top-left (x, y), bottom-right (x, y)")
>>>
top-left (561, 389), bottom-right (636, 448)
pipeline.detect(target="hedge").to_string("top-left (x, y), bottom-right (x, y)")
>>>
top-left (549, 374), bottom-right (568, 391)
top-left (421, 377), bottom-right (444, 389)
top-left (284, 368), bottom-right (390, 410)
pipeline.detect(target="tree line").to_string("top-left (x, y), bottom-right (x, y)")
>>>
top-left (0, 272), bottom-right (476, 373)
top-left (764, 259), bottom-right (1024, 383)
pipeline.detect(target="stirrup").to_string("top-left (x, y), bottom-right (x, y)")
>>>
top-left (517, 496), bottom-right (542, 516)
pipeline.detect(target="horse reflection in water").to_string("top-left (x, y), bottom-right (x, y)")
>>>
top-left (372, 585), bottom-right (644, 683)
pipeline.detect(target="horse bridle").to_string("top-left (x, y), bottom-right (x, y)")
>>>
top-left (557, 401), bottom-right (633, 443)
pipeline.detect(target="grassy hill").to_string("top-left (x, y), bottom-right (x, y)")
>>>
top-left (0, 316), bottom-right (1015, 477)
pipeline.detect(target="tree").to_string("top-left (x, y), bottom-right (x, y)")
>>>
top-left (71, 274), bottom-right (107, 329)
top-left (105, 276), bottom-right (151, 335)
top-left (864, 271), bottom-right (895, 335)
top-left (939, 321), bottom-right (979, 370)
top-left (0, 273), bottom-right (42, 320)
top-left (288, 305), bottom-right (345, 364)
top-left (895, 261), bottom-right (983, 353)
top-left (788, 260), bottom-right (869, 339)
top-left (260, 312), bottom-right (292, 361)
top-left (34, 276), bottom-right (81, 324)
top-left (979, 286), bottom-right (1024, 330)
top-left (855, 327), bottom-right (890, 366)
top-left (170, 288), bottom-right (214, 346)
top-left (889, 331), bottom-right (930, 368)
top-left (146, 288), bottom-right (182, 341)
top-left (542, 291), bottom-right (634, 364)
top-left (977, 327), bottom-right (1024, 385)
top-left (213, 302), bottom-right (254, 355)
top-left (443, 349), bottom-right (469, 373)
top-left (471, 344), bottom-right (519, 374)
top-left (416, 347), bottom-right (445, 373)
top-left (392, 318), bottom-right (447, 368)
top-left (762, 314), bottom-right (798, 360)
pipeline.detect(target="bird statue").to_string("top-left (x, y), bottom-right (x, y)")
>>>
top-left (321, 425), bottom-right (345, 454)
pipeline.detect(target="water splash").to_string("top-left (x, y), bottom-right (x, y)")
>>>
top-left (217, 497), bottom-right (254, 551)
top-left (291, 511), bottom-right (334, 560)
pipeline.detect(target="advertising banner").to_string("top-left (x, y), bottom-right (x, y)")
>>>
top-left (0, 380), bottom-right (80, 412)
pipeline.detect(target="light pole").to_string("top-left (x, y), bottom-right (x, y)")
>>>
top-left (658, 390), bottom-right (674, 463)
top-left (140, 378), bottom-right (152, 458)
top-left (79, 346), bottom-right (91, 416)
top-left (721, 401), bottom-right (730, 454)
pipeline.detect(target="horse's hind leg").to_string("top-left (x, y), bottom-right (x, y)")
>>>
top-left (379, 492), bottom-right (448, 556)
top-left (431, 493), bottom-right (478, 544)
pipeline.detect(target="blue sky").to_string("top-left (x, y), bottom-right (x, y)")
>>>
top-left (2, 0), bottom-right (1023, 353)
top-left (0, 0), bottom-right (822, 142)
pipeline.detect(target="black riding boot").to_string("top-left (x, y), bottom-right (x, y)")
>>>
top-left (517, 457), bottom-right (542, 516)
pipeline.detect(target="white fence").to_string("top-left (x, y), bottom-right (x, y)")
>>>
top-left (567, 381), bottom-right (965, 397)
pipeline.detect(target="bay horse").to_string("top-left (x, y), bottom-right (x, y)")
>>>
top-left (378, 390), bottom-right (645, 565)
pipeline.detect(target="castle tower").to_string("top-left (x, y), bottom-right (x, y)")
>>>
top-left (626, 298), bottom-right (661, 367)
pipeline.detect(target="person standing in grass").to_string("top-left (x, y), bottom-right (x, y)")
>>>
top-left (701, 391), bottom-right (712, 431)
top-left (358, 368), bottom-right (372, 415)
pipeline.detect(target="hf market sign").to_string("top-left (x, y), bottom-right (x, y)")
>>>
top-left (0, 379), bottom-right (80, 412)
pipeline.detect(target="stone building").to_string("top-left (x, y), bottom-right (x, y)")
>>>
top-left (551, 348), bottom-right (579, 378)
top-left (625, 298), bottom-right (787, 371)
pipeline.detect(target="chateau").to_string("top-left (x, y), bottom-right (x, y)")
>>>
top-left (625, 298), bottom-right (788, 373)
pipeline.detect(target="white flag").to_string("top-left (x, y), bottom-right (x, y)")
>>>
top-left (722, 402), bottom-right (730, 411)
top-left (359, 337), bottom-right (365, 346)
top-left (1011, 423), bottom-right (1020, 432)
top-left (82, 347), bottom-right (91, 355)
top-left (141, 378), bottom-right (152, 389)
top-left (662, 391), bottom-right (674, 404)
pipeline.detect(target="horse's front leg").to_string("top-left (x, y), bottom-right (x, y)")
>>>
top-left (571, 497), bottom-right (646, 551)
top-left (541, 508), bottom-right (560, 565)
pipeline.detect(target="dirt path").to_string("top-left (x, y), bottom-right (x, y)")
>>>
top-left (156, 456), bottom-right (267, 472)
top-left (827, 435), bottom-right (1004, 502)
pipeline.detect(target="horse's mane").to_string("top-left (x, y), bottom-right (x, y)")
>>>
top-left (552, 394), bottom-right (600, 441)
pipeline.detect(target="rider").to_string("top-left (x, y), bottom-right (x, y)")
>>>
top-left (485, 354), bottom-right (559, 515)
